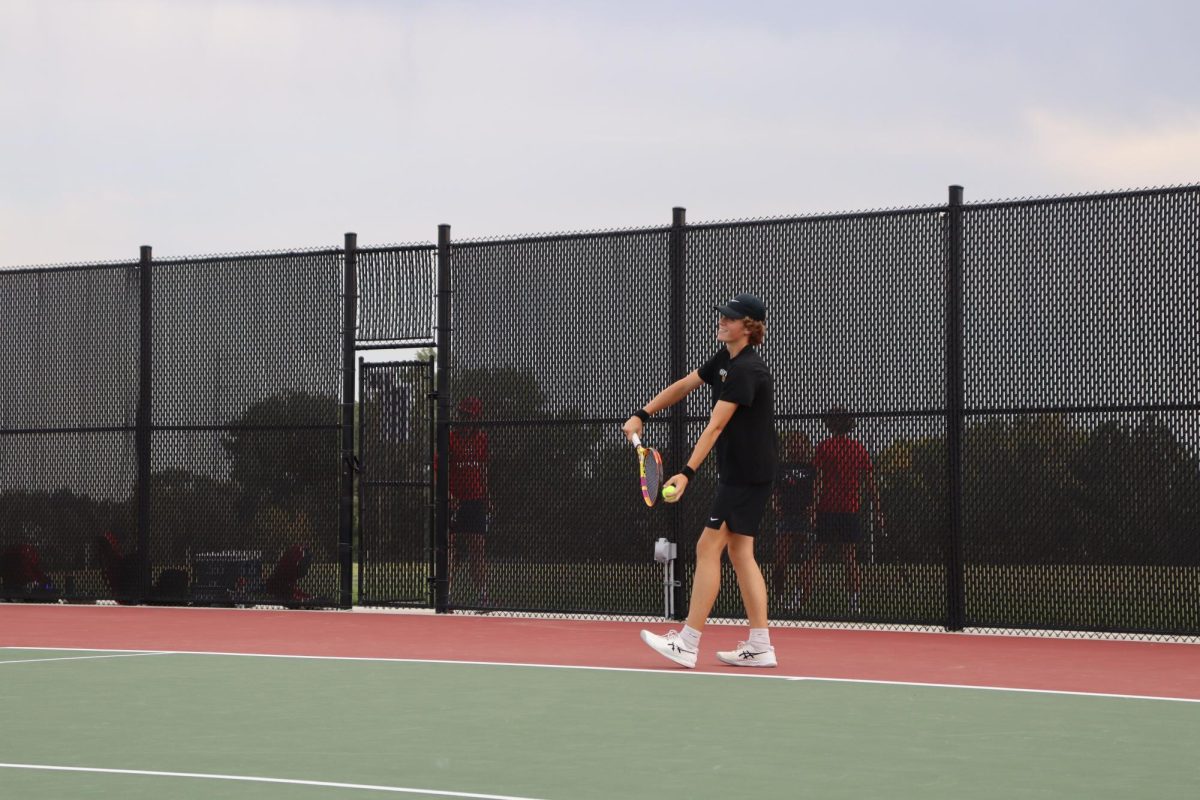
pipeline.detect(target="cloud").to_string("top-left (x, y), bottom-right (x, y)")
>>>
top-left (1025, 109), bottom-right (1200, 188)
top-left (3, 1), bottom-right (1200, 265)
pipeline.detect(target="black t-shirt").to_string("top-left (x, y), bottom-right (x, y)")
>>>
top-left (775, 461), bottom-right (815, 516)
top-left (696, 347), bottom-right (776, 485)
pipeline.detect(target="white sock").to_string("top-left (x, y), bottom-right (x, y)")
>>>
top-left (749, 628), bottom-right (771, 648)
top-left (679, 625), bottom-right (702, 650)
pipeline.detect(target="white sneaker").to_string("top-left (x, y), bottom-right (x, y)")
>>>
top-left (716, 641), bottom-right (778, 668)
top-left (639, 629), bottom-right (697, 669)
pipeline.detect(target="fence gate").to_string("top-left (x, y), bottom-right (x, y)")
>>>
top-left (358, 360), bottom-right (434, 606)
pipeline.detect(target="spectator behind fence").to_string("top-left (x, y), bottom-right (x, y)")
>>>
top-left (0, 543), bottom-right (57, 600)
top-left (94, 532), bottom-right (146, 604)
top-left (771, 431), bottom-right (815, 609)
top-left (797, 407), bottom-right (884, 615)
top-left (94, 532), bottom-right (191, 604)
top-left (265, 544), bottom-right (314, 606)
top-left (449, 395), bottom-right (490, 608)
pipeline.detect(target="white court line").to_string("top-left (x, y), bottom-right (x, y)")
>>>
top-left (0, 651), bottom-right (171, 666)
top-left (3, 646), bottom-right (1197, 704)
top-left (0, 763), bottom-right (549, 800)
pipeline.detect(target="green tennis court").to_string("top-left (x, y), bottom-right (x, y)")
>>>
top-left (2, 646), bottom-right (1196, 799)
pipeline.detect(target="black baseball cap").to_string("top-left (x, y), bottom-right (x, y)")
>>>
top-left (714, 293), bottom-right (766, 321)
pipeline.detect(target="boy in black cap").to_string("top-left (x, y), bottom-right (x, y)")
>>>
top-left (624, 293), bottom-right (778, 668)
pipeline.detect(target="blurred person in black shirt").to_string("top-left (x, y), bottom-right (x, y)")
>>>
top-left (772, 431), bottom-right (815, 609)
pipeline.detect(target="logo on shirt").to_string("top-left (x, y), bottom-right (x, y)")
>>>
top-left (718, 368), bottom-right (728, 382)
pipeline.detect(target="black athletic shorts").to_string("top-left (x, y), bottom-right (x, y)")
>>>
top-left (815, 511), bottom-right (862, 544)
top-left (452, 499), bottom-right (488, 535)
top-left (706, 482), bottom-right (772, 537)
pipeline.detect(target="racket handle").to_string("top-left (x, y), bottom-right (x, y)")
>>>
top-left (630, 433), bottom-right (642, 448)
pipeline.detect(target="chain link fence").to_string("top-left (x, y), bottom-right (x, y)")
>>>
top-left (3, 184), bottom-right (1197, 638)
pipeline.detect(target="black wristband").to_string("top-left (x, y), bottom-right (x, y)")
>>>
top-left (680, 465), bottom-right (696, 480)
top-left (632, 409), bottom-right (650, 422)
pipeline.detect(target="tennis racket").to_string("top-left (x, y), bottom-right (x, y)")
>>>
top-left (630, 433), bottom-right (663, 507)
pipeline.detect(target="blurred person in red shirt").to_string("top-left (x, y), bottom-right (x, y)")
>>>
top-left (449, 396), bottom-right (490, 607)
top-left (797, 407), bottom-right (883, 614)
top-left (0, 543), bottom-right (55, 600)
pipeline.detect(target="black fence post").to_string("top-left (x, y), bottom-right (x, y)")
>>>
top-left (668, 206), bottom-right (687, 619)
top-left (357, 355), bottom-right (365, 606)
top-left (340, 233), bottom-right (358, 609)
top-left (136, 244), bottom-right (153, 603)
top-left (944, 186), bottom-right (967, 631)
top-left (433, 224), bottom-right (452, 613)
top-left (426, 359), bottom-right (437, 608)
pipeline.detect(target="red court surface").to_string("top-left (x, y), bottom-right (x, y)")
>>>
top-left (3, 604), bottom-right (1196, 699)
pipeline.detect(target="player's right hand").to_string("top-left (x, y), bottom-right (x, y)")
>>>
top-left (622, 417), bottom-right (643, 442)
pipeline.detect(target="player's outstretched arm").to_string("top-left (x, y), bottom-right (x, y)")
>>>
top-left (622, 371), bottom-right (704, 441)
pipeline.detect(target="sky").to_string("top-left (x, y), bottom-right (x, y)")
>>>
top-left (2, 0), bottom-right (1199, 267)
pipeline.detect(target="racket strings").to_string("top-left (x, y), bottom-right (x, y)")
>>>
top-left (643, 451), bottom-right (662, 497)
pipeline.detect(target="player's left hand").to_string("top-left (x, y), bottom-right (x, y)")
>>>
top-left (662, 474), bottom-right (689, 502)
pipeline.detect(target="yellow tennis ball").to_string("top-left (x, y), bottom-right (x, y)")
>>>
top-left (662, 485), bottom-right (678, 502)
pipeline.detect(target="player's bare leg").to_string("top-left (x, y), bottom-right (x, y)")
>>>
top-left (685, 526), bottom-right (729, 630)
top-left (727, 532), bottom-right (768, 629)
top-left (719, 530), bottom-right (777, 667)
top-left (640, 525), bottom-right (727, 668)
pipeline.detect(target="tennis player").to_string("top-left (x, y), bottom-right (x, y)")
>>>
top-left (623, 293), bottom-right (778, 668)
